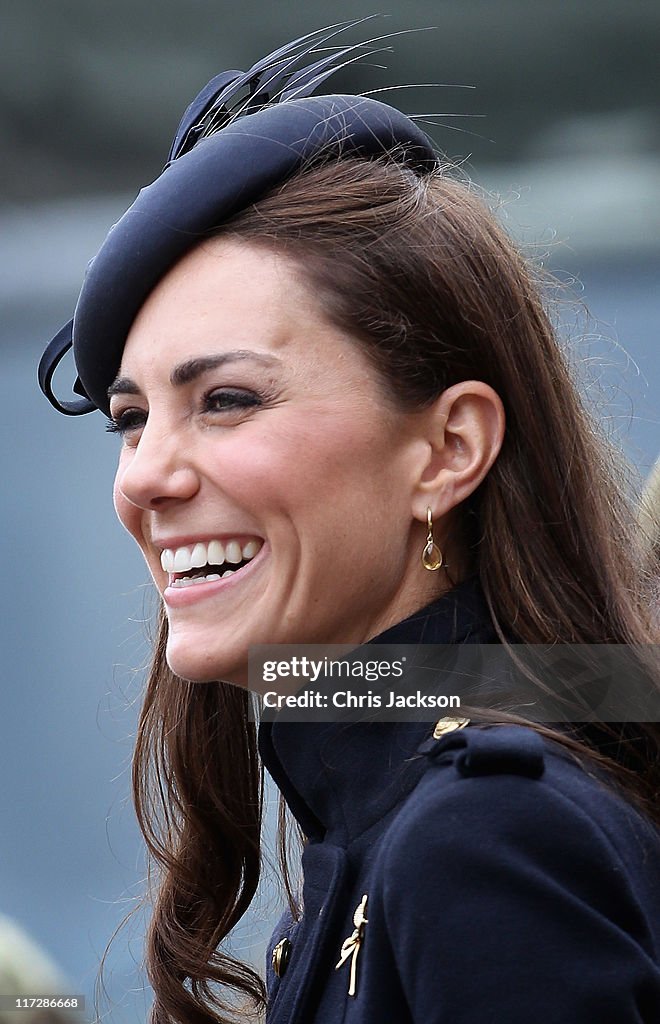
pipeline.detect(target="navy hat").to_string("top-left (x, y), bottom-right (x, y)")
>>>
top-left (38, 21), bottom-right (439, 417)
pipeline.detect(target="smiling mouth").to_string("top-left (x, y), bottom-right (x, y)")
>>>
top-left (160, 538), bottom-right (263, 589)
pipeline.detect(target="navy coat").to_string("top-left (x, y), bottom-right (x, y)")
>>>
top-left (258, 577), bottom-right (660, 1023)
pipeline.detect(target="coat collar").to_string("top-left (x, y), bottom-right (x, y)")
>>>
top-left (258, 574), bottom-right (498, 844)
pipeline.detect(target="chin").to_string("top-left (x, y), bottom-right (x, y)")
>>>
top-left (165, 635), bottom-right (248, 688)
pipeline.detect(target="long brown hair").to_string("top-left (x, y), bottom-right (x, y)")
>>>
top-left (129, 155), bottom-right (660, 1024)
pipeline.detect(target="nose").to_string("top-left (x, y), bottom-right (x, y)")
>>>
top-left (114, 420), bottom-right (200, 511)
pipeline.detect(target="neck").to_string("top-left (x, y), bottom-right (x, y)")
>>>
top-left (258, 574), bottom-right (498, 843)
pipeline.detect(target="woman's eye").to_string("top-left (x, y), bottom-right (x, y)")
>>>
top-left (106, 409), bottom-right (147, 437)
top-left (105, 390), bottom-right (260, 436)
top-left (203, 388), bottom-right (262, 413)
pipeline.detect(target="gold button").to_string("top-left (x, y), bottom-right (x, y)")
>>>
top-left (272, 937), bottom-right (292, 978)
top-left (432, 716), bottom-right (470, 739)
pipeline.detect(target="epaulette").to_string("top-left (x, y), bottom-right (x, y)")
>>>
top-left (418, 721), bottom-right (546, 780)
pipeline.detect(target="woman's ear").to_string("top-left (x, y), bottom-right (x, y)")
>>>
top-left (410, 380), bottom-right (506, 522)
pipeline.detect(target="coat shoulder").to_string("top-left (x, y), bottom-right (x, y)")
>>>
top-left (378, 724), bottom-right (660, 941)
top-left (370, 724), bottom-right (660, 1022)
top-left (394, 722), bottom-right (658, 854)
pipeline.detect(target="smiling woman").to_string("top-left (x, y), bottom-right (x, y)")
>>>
top-left (109, 237), bottom-right (503, 686)
top-left (38, 23), bottom-right (660, 1024)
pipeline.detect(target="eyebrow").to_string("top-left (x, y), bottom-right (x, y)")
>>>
top-left (107, 350), bottom-right (281, 399)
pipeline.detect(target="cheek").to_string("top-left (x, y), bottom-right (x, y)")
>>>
top-left (238, 415), bottom-right (403, 520)
top-left (244, 416), bottom-right (408, 545)
top-left (113, 471), bottom-right (142, 542)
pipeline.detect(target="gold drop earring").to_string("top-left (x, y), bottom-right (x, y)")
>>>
top-left (422, 506), bottom-right (443, 571)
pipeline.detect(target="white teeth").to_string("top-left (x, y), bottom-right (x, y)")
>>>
top-left (225, 540), bottom-right (242, 564)
top-left (208, 539), bottom-right (225, 565)
top-left (173, 547), bottom-right (192, 572)
top-left (191, 542), bottom-right (207, 568)
top-left (170, 572), bottom-right (219, 589)
top-left (161, 537), bottom-right (262, 578)
top-left (169, 569), bottom-right (236, 588)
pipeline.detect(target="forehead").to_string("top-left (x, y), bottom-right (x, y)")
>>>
top-left (113, 236), bottom-right (398, 413)
top-left (119, 236), bottom-right (324, 373)
top-left (113, 234), bottom-right (388, 403)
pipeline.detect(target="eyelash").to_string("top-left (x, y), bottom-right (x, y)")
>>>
top-left (105, 409), bottom-right (145, 435)
top-left (106, 388), bottom-right (263, 436)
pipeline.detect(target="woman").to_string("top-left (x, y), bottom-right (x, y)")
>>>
top-left (38, 26), bottom-right (660, 1024)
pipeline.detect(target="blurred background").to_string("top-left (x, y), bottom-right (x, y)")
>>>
top-left (1, 2), bottom-right (659, 1022)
